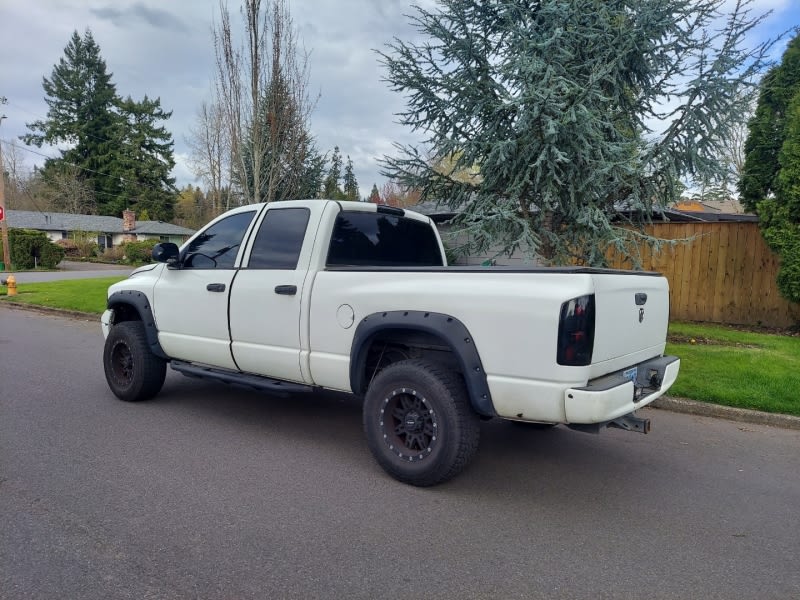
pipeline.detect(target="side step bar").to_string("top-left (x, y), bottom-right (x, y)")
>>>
top-left (170, 360), bottom-right (314, 396)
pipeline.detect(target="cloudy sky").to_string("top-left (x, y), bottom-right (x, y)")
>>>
top-left (1, 0), bottom-right (799, 200)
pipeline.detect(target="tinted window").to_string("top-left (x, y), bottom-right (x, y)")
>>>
top-left (327, 212), bottom-right (444, 267)
top-left (248, 208), bottom-right (310, 269)
top-left (182, 211), bottom-right (256, 269)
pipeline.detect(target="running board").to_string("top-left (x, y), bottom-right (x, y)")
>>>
top-left (170, 360), bottom-right (314, 395)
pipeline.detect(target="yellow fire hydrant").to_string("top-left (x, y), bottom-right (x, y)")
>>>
top-left (5, 274), bottom-right (17, 296)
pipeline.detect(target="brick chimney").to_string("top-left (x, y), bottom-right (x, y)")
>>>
top-left (122, 209), bottom-right (136, 232)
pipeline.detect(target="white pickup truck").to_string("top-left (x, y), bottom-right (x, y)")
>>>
top-left (101, 199), bottom-right (679, 486)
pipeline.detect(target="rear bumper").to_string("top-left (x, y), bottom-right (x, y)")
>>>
top-left (564, 356), bottom-right (680, 424)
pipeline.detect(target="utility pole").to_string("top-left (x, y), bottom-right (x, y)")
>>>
top-left (0, 96), bottom-right (10, 271)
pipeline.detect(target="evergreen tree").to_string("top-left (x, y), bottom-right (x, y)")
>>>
top-left (756, 89), bottom-right (800, 303)
top-left (380, 0), bottom-right (774, 265)
top-left (343, 156), bottom-right (360, 201)
top-left (21, 29), bottom-right (120, 208)
top-left (740, 34), bottom-right (800, 212)
top-left (21, 29), bottom-right (179, 219)
top-left (295, 141), bottom-right (328, 199)
top-left (368, 183), bottom-right (381, 204)
top-left (113, 95), bottom-right (177, 221)
top-left (739, 32), bottom-right (800, 303)
top-left (233, 74), bottom-right (318, 203)
top-left (324, 146), bottom-right (344, 199)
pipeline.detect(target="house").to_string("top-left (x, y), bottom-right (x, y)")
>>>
top-left (5, 209), bottom-right (195, 250)
top-left (413, 197), bottom-right (758, 265)
top-left (669, 197), bottom-right (757, 222)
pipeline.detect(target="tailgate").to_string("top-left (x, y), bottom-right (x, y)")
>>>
top-left (590, 273), bottom-right (670, 366)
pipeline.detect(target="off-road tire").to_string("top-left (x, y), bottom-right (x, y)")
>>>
top-left (363, 359), bottom-right (480, 486)
top-left (103, 320), bottom-right (166, 402)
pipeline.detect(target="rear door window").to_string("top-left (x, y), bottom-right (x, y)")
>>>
top-left (247, 208), bottom-right (311, 270)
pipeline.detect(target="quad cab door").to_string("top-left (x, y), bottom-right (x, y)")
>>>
top-left (228, 202), bottom-right (324, 384)
top-left (153, 207), bottom-right (259, 369)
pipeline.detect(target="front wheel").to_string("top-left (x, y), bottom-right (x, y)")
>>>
top-left (363, 359), bottom-right (480, 486)
top-left (103, 321), bottom-right (166, 402)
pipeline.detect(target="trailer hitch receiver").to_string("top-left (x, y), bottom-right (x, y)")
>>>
top-left (608, 413), bottom-right (651, 434)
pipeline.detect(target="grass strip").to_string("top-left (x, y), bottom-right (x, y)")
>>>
top-left (0, 277), bottom-right (125, 314)
top-left (667, 322), bottom-right (800, 417)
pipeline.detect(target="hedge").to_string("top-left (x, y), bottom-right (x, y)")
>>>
top-left (8, 229), bottom-right (66, 270)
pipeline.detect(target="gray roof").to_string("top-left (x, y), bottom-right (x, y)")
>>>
top-left (5, 210), bottom-right (195, 236)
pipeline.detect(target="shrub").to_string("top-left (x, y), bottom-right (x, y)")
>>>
top-left (56, 239), bottom-right (81, 258)
top-left (102, 246), bottom-right (126, 262)
top-left (122, 239), bottom-right (159, 264)
top-left (9, 229), bottom-right (66, 269)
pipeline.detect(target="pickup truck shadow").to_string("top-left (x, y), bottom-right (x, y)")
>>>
top-left (151, 373), bottom-right (670, 501)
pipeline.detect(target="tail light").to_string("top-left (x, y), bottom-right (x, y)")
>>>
top-left (557, 294), bottom-right (595, 366)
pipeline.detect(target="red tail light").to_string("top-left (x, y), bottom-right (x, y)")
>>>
top-left (557, 294), bottom-right (595, 366)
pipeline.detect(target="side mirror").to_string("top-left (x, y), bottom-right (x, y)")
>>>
top-left (152, 242), bottom-right (180, 265)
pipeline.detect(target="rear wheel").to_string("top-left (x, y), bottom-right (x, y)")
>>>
top-left (103, 321), bottom-right (166, 402)
top-left (363, 359), bottom-right (480, 486)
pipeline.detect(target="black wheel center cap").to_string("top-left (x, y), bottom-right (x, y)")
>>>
top-left (404, 411), bottom-right (422, 432)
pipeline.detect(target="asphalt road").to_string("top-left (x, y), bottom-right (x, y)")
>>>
top-left (1, 261), bottom-right (134, 283)
top-left (1, 307), bottom-right (799, 600)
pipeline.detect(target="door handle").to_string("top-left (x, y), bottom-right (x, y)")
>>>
top-left (207, 283), bottom-right (226, 292)
top-left (274, 285), bottom-right (297, 296)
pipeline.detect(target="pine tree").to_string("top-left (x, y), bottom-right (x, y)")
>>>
top-left (112, 95), bottom-right (177, 221)
top-left (324, 146), bottom-right (344, 199)
top-left (21, 29), bottom-right (179, 219)
top-left (368, 183), bottom-right (381, 204)
top-left (22, 29), bottom-right (120, 209)
top-left (294, 141), bottom-right (327, 199)
top-left (343, 156), bottom-right (360, 201)
top-left (380, 0), bottom-right (774, 265)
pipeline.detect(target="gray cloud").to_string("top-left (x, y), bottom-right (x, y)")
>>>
top-left (90, 2), bottom-right (189, 33)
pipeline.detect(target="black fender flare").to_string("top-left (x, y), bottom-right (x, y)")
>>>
top-left (350, 310), bottom-right (495, 417)
top-left (107, 290), bottom-right (168, 359)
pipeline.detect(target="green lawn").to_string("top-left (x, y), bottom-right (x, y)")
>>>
top-left (0, 277), bottom-right (125, 314)
top-left (667, 322), bottom-right (800, 417)
top-left (2, 277), bottom-right (799, 416)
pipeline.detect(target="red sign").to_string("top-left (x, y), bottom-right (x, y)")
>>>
top-left (0, 205), bottom-right (4, 222)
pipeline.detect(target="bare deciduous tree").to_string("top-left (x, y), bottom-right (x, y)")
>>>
top-left (213, 0), bottom-right (317, 205)
top-left (187, 100), bottom-right (230, 213)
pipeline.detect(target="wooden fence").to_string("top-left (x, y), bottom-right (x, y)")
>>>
top-left (606, 222), bottom-right (799, 328)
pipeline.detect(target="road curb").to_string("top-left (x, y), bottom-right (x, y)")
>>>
top-left (1, 301), bottom-right (100, 321)
top-left (651, 396), bottom-right (800, 430)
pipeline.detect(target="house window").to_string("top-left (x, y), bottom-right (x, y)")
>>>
top-left (61, 231), bottom-right (68, 239)
top-left (98, 235), bottom-right (112, 250)
top-left (160, 236), bottom-right (170, 242)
